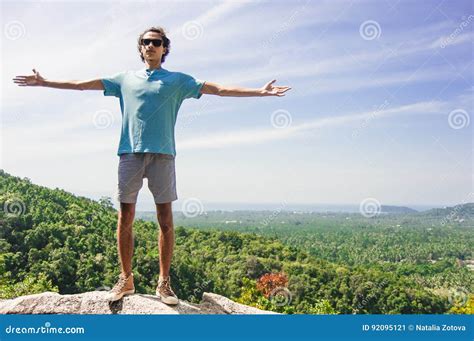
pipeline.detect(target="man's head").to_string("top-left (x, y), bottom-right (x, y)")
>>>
top-left (137, 26), bottom-right (170, 64)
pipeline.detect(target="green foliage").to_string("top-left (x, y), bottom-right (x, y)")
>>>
top-left (0, 170), bottom-right (465, 314)
top-left (0, 272), bottom-right (58, 299)
top-left (235, 277), bottom-right (295, 314)
top-left (162, 209), bottom-right (473, 314)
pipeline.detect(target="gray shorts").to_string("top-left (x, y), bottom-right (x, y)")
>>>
top-left (117, 153), bottom-right (177, 204)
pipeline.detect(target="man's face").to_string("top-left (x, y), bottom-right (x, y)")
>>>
top-left (141, 31), bottom-right (166, 62)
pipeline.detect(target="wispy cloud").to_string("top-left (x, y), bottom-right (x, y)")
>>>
top-left (177, 100), bottom-right (447, 150)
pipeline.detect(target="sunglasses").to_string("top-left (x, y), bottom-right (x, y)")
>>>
top-left (141, 39), bottom-right (163, 47)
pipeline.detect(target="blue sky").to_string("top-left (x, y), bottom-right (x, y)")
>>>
top-left (1, 0), bottom-right (473, 211)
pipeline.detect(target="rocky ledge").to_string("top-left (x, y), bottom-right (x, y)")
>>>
top-left (0, 291), bottom-right (278, 315)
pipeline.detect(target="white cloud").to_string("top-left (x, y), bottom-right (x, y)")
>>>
top-left (177, 100), bottom-right (447, 150)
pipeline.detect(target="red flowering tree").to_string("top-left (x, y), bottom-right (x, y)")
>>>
top-left (256, 272), bottom-right (288, 298)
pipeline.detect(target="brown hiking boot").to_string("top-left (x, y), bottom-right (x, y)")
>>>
top-left (106, 273), bottom-right (135, 302)
top-left (156, 276), bottom-right (179, 305)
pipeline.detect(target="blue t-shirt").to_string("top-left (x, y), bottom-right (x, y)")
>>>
top-left (101, 68), bottom-right (204, 156)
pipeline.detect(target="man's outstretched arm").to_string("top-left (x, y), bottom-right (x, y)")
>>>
top-left (13, 69), bottom-right (104, 91)
top-left (200, 80), bottom-right (291, 97)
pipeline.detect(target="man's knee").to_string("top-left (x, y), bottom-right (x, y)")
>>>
top-left (119, 203), bottom-right (136, 222)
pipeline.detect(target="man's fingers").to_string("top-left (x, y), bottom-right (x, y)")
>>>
top-left (264, 79), bottom-right (273, 86)
top-left (265, 79), bottom-right (276, 87)
top-left (268, 87), bottom-right (290, 96)
top-left (13, 76), bottom-right (35, 81)
top-left (13, 75), bottom-right (36, 86)
top-left (274, 88), bottom-right (289, 94)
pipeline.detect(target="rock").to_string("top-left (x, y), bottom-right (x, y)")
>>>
top-left (202, 293), bottom-right (278, 314)
top-left (0, 291), bottom-right (279, 315)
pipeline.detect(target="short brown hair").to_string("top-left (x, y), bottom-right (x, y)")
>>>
top-left (137, 26), bottom-right (170, 63)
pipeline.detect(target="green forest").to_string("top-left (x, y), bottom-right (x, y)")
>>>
top-left (1, 170), bottom-right (472, 314)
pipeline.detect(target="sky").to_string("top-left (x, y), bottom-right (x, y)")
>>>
top-left (1, 0), bottom-right (473, 212)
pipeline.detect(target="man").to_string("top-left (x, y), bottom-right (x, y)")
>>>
top-left (13, 26), bottom-right (291, 305)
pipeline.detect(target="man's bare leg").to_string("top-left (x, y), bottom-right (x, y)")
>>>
top-left (118, 202), bottom-right (136, 276)
top-left (156, 202), bottom-right (174, 277)
top-left (155, 202), bottom-right (178, 304)
top-left (106, 202), bottom-right (136, 301)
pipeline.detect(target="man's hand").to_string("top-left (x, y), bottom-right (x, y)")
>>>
top-left (13, 69), bottom-right (45, 86)
top-left (12, 69), bottom-right (104, 90)
top-left (260, 79), bottom-right (291, 97)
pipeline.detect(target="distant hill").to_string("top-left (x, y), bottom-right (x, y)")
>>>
top-left (380, 205), bottom-right (418, 214)
top-left (419, 203), bottom-right (474, 221)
